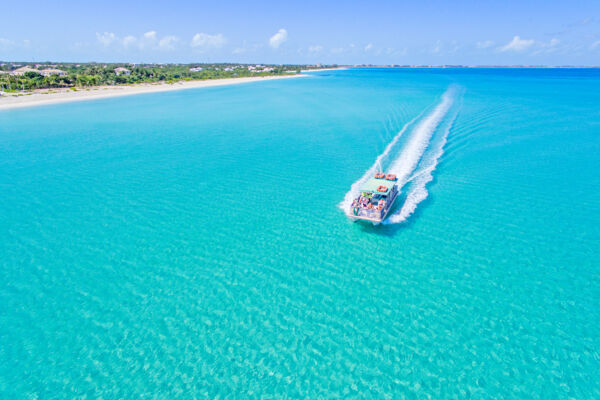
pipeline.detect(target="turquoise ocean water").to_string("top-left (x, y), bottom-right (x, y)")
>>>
top-left (1, 69), bottom-right (599, 398)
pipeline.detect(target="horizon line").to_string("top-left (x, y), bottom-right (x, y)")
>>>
top-left (2, 61), bottom-right (600, 69)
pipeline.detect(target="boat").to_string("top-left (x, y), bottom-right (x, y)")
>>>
top-left (347, 173), bottom-right (399, 225)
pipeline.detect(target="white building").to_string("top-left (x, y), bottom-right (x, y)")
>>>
top-left (114, 67), bottom-right (131, 76)
top-left (40, 69), bottom-right (67, 77)
top-left (10, 66), bottom-right (39, 76)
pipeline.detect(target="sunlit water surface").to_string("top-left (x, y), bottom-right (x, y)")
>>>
top-left (1, 69), bottom-right (599, 398)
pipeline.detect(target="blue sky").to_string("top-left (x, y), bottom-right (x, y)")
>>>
top-left (1, 0), bottom-right (599, 65)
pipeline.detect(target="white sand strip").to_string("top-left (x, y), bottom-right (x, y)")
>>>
top-left (0, 74), bottom-right (306, 110)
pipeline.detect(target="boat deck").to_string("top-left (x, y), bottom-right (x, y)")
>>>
top-left (348, 188), bottom-right (398, 224)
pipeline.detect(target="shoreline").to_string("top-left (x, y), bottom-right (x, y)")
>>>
top-left (300, 67), bottom-right (346, 72)
top-left (0, 74), bottom-right (307, 111)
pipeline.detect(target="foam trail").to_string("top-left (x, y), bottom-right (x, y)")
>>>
top-left (387, 87), bottom-right (456, 186)
top-left (386, 90), bottom-right (461, 224)
top-left (339, 112), bottom-right (423, 210)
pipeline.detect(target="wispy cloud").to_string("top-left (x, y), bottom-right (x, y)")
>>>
top-left (308, 45), bottom-right (323, 53)
top-left (547, 17), bottom-right (594, 36)
top-left (385, 47), bottom-right (407, 57)
top-left (476, 40), bottom-right (494, 49)
top-left (269, 29), bottom-right (288, 49)
top-left (0, 38), bottom-right (31, 52)
top-left (591, 40), bottom-right (600, 50)
top-left (232, 41), bottom-right (262, 55)
top-left (96, 32), bottom-right (117, 47)
top-left (139, 31), bottom-right (158, 49)
top-left (364, 43), bottom-right (373, 51)
top-left (190, 33), bottom-right (226, 50)
top-left (499, 36), bottom-right (535, 52)
top-left (144, 31), bottom-right (157, 41)
top-left (158, 35), bottom-right (178, 50)
top-left (431, 40), bottom-right (442, 54)
top-left (531, 38), bottom-right (561, 55)
top-left (122, 35), bottom-right (137, 48)
top-left (0, 37), bottom-right (15, 50)
top-left (96, 31), bottom-right (179, 51)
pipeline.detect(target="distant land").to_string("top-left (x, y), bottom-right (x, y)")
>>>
top-left (0, 62), bottom-right (337, 94)
top-left (353, 64), bottom-right (600, 68)
top-left (2, 61), bottom-right (598, 99)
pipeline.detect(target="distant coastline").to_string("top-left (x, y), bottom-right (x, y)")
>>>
top-left (301, 67), bottom-right (346, 72)
top-left (0, 74), bottom-right (307, 110)
top-left (351, 65), bottom-right (600, 69)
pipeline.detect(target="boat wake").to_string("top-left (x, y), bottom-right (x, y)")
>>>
top-left (342, 86), bottom-right (462, 224)
top-left (339, 111), bottom-right (424, 211)
top-left (385, 96), bottom-right (461, 224)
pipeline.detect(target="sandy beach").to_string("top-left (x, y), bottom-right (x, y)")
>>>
top-left (0, 74), bottom-right (306, 110)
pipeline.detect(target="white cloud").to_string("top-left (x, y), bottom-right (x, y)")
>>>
top-left (139, 31), bottom-right (158, 49)
top-left (95, 31), bottom-right (179, 51)
top-left (499, 36), bottom-right (535, 52)
top-left (591, 40), bottom-right (600, 50)
top-left (308, 45), bottom-right (323, 53)
top-left (122, 35), bottom-right (137, 47)
top-left (191, 33), bottom-right (226, 50)
top-left (144, 31), bottom-right (157, 41)
top-left (432, 40), bottom-right (442, 54)
top-left (531, 38), bottom-right (562, 55)
top-left (159, 35), bottom-right (178, 50)
top-left (542, 38), bottom-right (560, 53)
top-left (477, 40), bottom-right (494, 49)
top-left (269, 29), bottom-right (288, 49)
top-left (0, 37), bottom-right (14, 50)
top-left (96, 32), bottom-right (116, 46)
top-left (330, 47), bottom-right (344, 54)
top-left (364, 43), bottom-right (373, 51)
top-left (70, 41), bottom-right (89, 51)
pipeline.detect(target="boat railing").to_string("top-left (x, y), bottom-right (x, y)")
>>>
top-left (352, 206), bottom-right (384, 220)
top-left (350, 187), bottom-right (397, 221)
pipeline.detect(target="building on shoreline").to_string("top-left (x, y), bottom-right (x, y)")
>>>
top-left (10, 66), bottom-right (39, 76)
top-left (8, 66), bottom-right (67, 76)
top-left (40, 69), bottom-right (67, 77)
top-left (114, 67), bottom-right (131, 76)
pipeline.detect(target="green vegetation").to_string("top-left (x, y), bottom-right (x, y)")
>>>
top-left (0, 62), bottom-right (336, 92)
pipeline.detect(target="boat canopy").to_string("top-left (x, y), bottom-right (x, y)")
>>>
top-left (360, 177), bottom-right (395, 196)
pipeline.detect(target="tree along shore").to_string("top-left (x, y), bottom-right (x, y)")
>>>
top-left (0, 63), bottom-right (335, 92)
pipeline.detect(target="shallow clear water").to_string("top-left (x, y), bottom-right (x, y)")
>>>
top-left (1, 69), bottom-right (599, 398)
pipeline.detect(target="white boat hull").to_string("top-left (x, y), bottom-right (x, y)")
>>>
top-left (347, 188), bottom-right (399, 225)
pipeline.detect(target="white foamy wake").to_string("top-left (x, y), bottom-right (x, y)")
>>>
top-left (385, 88), bottom-right (461, 224)
top-left (339, 112), bottom-right (423, 210)
top-left (387, 87), bottom-right (455, 186)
